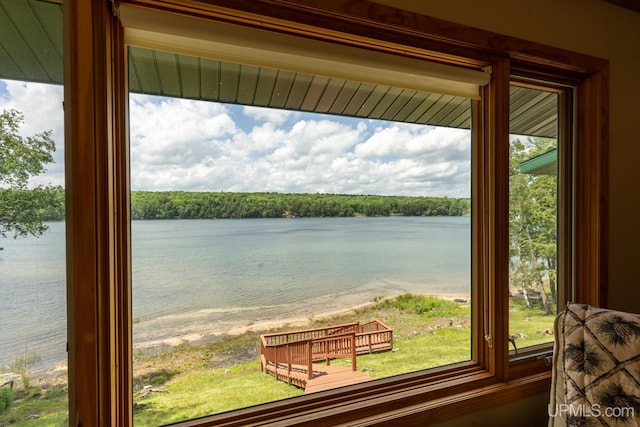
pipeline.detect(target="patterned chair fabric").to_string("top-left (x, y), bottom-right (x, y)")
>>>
top-left (549, 303), bottom-right (640, 427)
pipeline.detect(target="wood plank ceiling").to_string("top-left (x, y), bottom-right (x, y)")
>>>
top-left (1, 0), bottom-right (557, 138)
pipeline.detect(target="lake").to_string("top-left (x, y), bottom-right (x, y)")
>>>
top-left (0, 216), bottom-right (470, 369)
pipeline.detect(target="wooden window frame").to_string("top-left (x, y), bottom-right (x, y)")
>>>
top-left (63, 1), bottom-right (608, 426)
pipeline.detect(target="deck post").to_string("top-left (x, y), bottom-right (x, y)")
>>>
top-left (307, 340), bottom-right (313, 380)
top-left (287, 345), bottom-right (292, 385)
top-left (351, 333), bottom-right (357, 371)
top-left (274, 347), bottom-right (278, 382)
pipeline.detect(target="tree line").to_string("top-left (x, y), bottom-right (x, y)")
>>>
top-left (1, 187), bottom-right (470, 229)
top-left (130, 191), bottom-right (470, 220)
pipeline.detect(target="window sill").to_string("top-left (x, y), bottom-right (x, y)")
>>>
top-left (185, 370), bottom-right (551, 427)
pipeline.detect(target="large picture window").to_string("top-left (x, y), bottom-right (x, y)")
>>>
top-left (128, 45), bottom-right (475, 422)
top-left (62, 1), bottom-right (608, 426)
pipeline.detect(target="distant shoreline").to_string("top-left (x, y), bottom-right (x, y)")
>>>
top-left (131, 191), bottom-right (471, 220)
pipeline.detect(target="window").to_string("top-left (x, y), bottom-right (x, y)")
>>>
top-left (508, 83), bottom-right (561, 355)
top-left (0, 1), bottom-right (66, 423)
top-left (64, 1), bottom-right (608, 426)
top-left (0, 81), bottom-right (66, 424)
top-left (128, 44), bottom-right (475, 422)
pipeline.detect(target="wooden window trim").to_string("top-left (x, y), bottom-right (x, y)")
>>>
top-left (64, 1), bottom-right (131, 425)
top-left (64, 0), bottom-right (608, 425)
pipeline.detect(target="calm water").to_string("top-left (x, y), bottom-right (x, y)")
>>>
top-left (0, 222), bottom-right (66, 371)
top-left (0, 217), bottom-right (470, 369)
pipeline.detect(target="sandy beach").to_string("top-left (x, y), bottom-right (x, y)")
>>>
top-left (132, 290), bottom-right (471, 352)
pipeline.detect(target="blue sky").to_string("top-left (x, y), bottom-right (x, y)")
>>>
top-left (1, 80), bottom-right (472, 197)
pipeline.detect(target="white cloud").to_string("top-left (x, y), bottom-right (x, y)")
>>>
top-left (355, 124), bottom-right (469, 162)
top-left (130, 95), bottom-right (237, 165)
top-left (243, 105), bottom-right (292, 125)
top-left (248, 122), bottom-right (287, 152)
top-left (128, 94), bottom-right (472, 197)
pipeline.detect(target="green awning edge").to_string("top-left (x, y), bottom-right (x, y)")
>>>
top-left (519, 148), bottom-right (557, 175)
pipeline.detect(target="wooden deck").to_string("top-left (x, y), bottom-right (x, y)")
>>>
top-left (262, 361), bottom-right (373, 394)
top-left (260, 320), bottom-right (392, 392)
top-left (304, 364), bottom-right (373, 394)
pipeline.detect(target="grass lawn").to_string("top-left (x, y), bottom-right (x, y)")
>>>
top-left (508, 296), bottom-right (556, 351)
top-left (133, 361), bottom-right (303, 426)
top-left (0, 384), bottom-right (68, 427)
top-left (0, 294), bottom-right (557, 426)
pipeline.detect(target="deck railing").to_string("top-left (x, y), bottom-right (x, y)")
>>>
top-left (261, 337), bottom-right (313, 385)
top-left (260, 320), bottom-right (393, 387)
top-left (312, 332), bottom-right (357, 369)
top-left (355, 320), bottom-right (394, 354)
top-left (261, 322), bottom-right (359, 347)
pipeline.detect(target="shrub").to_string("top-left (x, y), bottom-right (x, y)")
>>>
top-left (0, 386), bottom-right (13, 413)
top-left (380, 293), bottom-right (465, 318)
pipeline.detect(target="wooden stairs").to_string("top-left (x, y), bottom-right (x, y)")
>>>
top-left (260, 320), bottom-right (392, 393)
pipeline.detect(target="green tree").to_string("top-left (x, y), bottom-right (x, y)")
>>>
top-left (0, 109), bottom-right (61, 239)
top-left (509, 137), bottom-right (558, 315)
